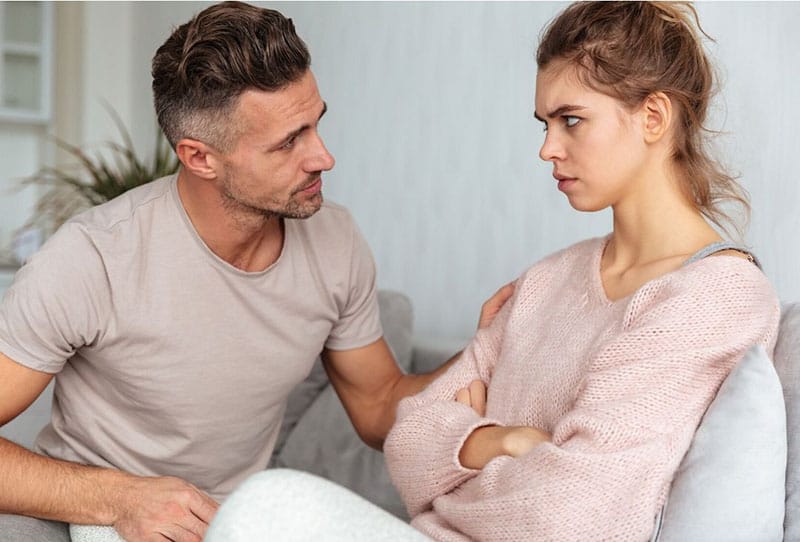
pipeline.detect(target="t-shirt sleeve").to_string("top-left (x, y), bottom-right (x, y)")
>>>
top-left (324, 218), bottom-right (382, 350)
top-left (0, 222), bottom-right (111, 373)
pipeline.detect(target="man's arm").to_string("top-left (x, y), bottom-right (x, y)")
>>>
top-left (321, 338), bottom-right (415, 450)
top-left (322, 281), bottom-right (517, 450)
top-left (0, 352), bottom-right (218, 542)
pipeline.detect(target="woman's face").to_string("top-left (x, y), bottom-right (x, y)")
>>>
top-left (534, 62), bottom-right (650, 213)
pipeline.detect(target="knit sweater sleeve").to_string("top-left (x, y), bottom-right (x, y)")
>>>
top-left (387, 258), bottom-right (780, 541)
top-left (383, 288), bottom-right (516, 516)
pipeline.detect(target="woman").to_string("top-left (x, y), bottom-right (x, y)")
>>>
top-left (205, 2), bottom-right (780, 541)
top-left (383, 2), bottom-right (779, 541)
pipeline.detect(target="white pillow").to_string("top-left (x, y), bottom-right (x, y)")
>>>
top-left (655, 345), bottom-right (786, 541)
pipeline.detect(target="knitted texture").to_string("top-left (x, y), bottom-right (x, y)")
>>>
top-left (384, 237), bottom-right (780, 542)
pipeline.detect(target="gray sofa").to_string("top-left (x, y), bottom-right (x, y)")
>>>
top-left (3, 290), bottom-right (800, 538)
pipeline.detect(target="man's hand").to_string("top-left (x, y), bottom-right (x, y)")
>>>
top-left (477, 281), bottom-right (515, 330)
top-left (112, 475), bottom-right (219, 542)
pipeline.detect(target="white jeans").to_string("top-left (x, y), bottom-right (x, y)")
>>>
top-left (205, 469), bottom-right (430, 541)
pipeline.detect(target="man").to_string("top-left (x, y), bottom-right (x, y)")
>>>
top-left (0, 3), bottom-right (510, 542)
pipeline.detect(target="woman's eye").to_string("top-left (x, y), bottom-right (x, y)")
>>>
top-left (564, 116), bottom-right (581, 128)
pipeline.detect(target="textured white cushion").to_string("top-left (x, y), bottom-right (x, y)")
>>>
top-left (69, 525), bottom-right (123, 542)
top-left (656, 344), bottom-right (786, 541)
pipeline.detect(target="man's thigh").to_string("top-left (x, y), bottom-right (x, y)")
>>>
top-left (0, 514), bottom-right (70, 542)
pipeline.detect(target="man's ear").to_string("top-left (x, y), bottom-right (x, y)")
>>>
top-left (641, 91), bottom-right (673, 144)
top-left (175, 138), bottom-right (221, 180)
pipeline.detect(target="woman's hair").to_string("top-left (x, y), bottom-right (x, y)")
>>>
top-left (537, 1), bottom-right (748, 235)
top-left (152, 1), bottom-right (310, 152)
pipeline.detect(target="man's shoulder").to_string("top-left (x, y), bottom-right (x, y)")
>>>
top-left (68, 174), bottom-right (176, 235)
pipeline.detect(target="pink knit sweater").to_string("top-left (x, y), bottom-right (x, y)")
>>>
top-left (384, 237), bottom-right (780, 541)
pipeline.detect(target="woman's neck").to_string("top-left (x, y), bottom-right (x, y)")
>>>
top-left (600, 171), bottom-right (722, 301)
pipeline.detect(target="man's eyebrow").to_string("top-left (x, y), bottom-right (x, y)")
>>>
top-left (277, 102), bottom-right (328, 146)
top-left (533, 104), bottom-right (586, 122)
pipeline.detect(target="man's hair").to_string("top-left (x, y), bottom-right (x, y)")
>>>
top-left (152, 1), bottom-right (310, 152)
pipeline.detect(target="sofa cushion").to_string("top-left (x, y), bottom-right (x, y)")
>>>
top-left (274, 385), bottom-right (408, 518)
top-left (656, 344), bottom-right (787, 541)
top-left (774, 302), bottom-right (800, 539)
top-left (271, 290), bottom-right (414, 511)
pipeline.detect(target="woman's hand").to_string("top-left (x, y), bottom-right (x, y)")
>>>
top-left (455, 380), bottom-right (487, 417)
top-left (455, 379), bottom-right (550, 470)
top-left (458, 425), bottom-right (550, 470)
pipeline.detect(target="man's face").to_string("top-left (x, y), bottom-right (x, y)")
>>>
top-left (217, 70), bottom-right (335, 219)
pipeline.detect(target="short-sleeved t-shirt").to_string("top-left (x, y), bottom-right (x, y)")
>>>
top-left (0, 174), bottom-right (382, 500)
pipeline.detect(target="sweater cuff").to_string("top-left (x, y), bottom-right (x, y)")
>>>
top-left (387, 401), bottom-right (504, 513)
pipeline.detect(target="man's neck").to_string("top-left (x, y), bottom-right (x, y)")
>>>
top-left (176, 171), bottom-right (285, 272)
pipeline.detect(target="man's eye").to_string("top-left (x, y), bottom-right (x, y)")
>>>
top-left (564, 116), bottom-right (581, 128)
top-left (280, 136), bottom-right (297, 150)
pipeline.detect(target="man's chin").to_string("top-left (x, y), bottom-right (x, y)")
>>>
top-left (281, 193), bottom-right (323, 219)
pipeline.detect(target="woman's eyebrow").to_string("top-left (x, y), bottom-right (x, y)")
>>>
top-left (534, 104), bottom-right (586, 122)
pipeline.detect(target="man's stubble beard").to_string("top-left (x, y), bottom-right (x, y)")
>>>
top-left (221, 175), bottom-right (323, 221)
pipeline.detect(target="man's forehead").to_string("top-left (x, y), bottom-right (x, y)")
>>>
top-left (238, 74), bottom-right (322, 116)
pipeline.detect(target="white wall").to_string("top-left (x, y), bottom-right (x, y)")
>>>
top-left (274, 2), bottom-right (800, 338)
top-left (7, 1), bottom-right (799, 340)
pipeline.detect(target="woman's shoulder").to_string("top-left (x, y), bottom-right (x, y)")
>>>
top-left (623, 252), bottom-right (780, 339)
top-left (674, 250), bottom-right (776, 297)
top-left (511, 236), bottom-right (608, 307)
top-left (522, 236), bottom-right (607, 277)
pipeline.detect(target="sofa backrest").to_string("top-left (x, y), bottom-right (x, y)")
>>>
top-left (774, 302), bottom-right (800, 539)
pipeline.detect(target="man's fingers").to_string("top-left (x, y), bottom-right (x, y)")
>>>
top-left (189, 491), bottom-right (219, 524)
top-left (468, 380), bottom-right (487, 417)
top-left (478, 281), bottom-right (516, 330)
top-left (161, 522), bottom-right (200, 542)
top-left (181, 512), bottom-right (210, 540)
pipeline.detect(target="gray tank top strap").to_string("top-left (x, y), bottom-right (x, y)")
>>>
top-left (683, 241), bottom-right (761, 269)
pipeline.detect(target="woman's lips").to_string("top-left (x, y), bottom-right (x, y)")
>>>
top-left (554, 174), bottom-right (577, 192)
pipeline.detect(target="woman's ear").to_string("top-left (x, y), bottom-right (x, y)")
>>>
top-left (641, 91), bottom-right (673, 144)
top-left (175, 138), bottom-right (221, 180)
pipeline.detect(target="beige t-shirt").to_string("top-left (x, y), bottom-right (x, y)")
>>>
top-left (0, 174), bottom-right (382, 500)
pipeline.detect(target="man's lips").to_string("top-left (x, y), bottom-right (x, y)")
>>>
top-left (297, 177), bottom-right (322, 195)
